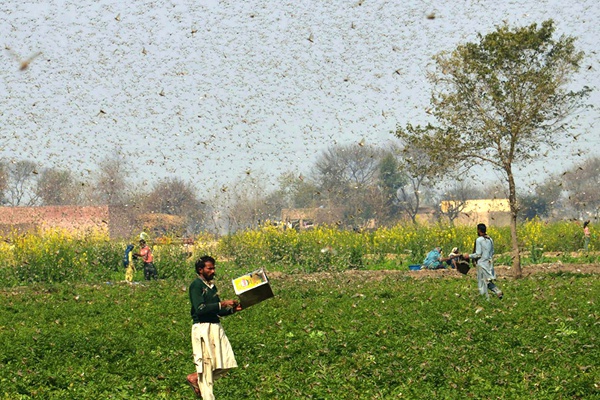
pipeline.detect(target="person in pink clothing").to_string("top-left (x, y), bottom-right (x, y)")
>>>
top-left (583, 220), bottom-right (591, 252)
top-left (134, 239), bottom-right (158, 280)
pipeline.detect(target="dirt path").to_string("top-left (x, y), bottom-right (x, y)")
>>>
top-left (408, 262), bottom-right (599, 279)
top-left (268, 263), bottom-right (600, 282)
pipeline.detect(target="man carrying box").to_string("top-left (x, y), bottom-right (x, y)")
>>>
top-left (186, 255), bottom-right (242, 399)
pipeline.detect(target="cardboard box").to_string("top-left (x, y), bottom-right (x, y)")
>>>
top-left (232, 268), bottom-right (274, 308)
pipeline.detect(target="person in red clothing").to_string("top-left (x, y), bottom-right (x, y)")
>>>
top-left (583, 220), bottom-right (591, 252)
top-left (134, 239), bottom-right (158, 280)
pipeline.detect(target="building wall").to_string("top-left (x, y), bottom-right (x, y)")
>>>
top-left (440, 199), bottom-right (512, 227)
top-left (281, 207), bottom-right (344, 226)
top-left (0, 205), bottom-right (139, 239)
top-left (453, 210), bottom-right (511, 227)
top-left (461, 199), bottom-right (510, 213)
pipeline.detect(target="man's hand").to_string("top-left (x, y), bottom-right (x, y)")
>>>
top-left (220, 300), bottom-right (238, 308)
top-left (233, 303), bottom-right (243, 312)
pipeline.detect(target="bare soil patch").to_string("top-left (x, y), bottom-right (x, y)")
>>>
top-left (267, 263), bottom-right (600, 283)
top-left (407, 262), bottom-right (599, 279)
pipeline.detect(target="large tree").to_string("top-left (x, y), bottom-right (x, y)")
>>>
top-left (275, 171), bottom-right (320, 209)
top-left (378, 151), bottom-right (406, 224)
top-left (390, 143), bottom-right (440, 224)
top-left (142, 177), bottom-right (206, 234)
top-left (312, 144), bottom-right (383, 226)
top-left (396, 20), bottom-right (590, 277)
top-left (91, 154), bottom-right (130, 205)
top-left (35, 168), bottom-right (82, 206)
top-left (0, 161), bottom-right (7, 205)
top-left (5, 160), bottom-right (39, 206)
top-left (562, 156), bottom-right (600, 220)
top-left (518, 174), bottom-right (564, 221)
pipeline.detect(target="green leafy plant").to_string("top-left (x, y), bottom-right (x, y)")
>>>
top-left (1, 270), bottom-right (598, 399)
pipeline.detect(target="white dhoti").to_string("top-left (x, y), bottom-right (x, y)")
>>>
top-left (191, 322), bottom-right (237, 400)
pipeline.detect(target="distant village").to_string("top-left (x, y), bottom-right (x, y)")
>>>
top-left (0, 146), bottom-right (597, 240)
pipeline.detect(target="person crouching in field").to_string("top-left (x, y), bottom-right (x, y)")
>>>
top-left (423, 247), bottom-right (457, 270)
top-left (423, 247), bottom-right (445, 269)
top-left (446, 247), bottom-right (461, 269)
top-left (187, 256), bottom-right (242, 399)
top-left (463, 223), bottom-right (503, 299)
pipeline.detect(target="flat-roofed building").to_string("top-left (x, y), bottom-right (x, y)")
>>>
top-left (440, 198), bottom-right (511, 226)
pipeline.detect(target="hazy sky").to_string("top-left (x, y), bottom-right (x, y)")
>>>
top-left (1, 0), bottom-right (598, 197)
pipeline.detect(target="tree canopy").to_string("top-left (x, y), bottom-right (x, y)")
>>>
top-left (396, 20), bottom-right (590, 277)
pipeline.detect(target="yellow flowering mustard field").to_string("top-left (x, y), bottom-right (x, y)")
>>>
top-left (0, 220), bottom-right (594, 287)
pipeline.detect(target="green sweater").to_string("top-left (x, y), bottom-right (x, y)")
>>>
top-left (189, 278), bottom-right (234, 324)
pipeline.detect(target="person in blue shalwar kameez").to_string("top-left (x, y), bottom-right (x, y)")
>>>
top-left (463, 223), bottom-right (503, 299)
top-left (423, 247), bottom-right (445, 269)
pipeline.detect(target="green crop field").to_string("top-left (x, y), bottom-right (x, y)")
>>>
top-left (1, 268), bottom-right (599, 399)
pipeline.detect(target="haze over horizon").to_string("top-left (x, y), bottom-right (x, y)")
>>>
top-left (1, 0), bottom-right (599, 199)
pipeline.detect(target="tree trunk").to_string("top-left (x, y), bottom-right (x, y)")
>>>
top-left (411, 189), bottom-right (420, 225)
top-left (507, 170), bottom-right (522, 278)
top-left (411, 212), bottom-right (417, 224)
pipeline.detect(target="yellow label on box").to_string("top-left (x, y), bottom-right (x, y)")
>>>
top-left (232, 269), bottom-right (268, 294)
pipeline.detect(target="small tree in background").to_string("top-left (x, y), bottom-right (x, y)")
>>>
top-left (519, 174), bottom-right (564, 221)
top-left (91, 154), bottom-right (130, 206)
top-left (396, 20), bottom-right (590, 277)
top-left (275, 171), bottom-right (320, 209)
